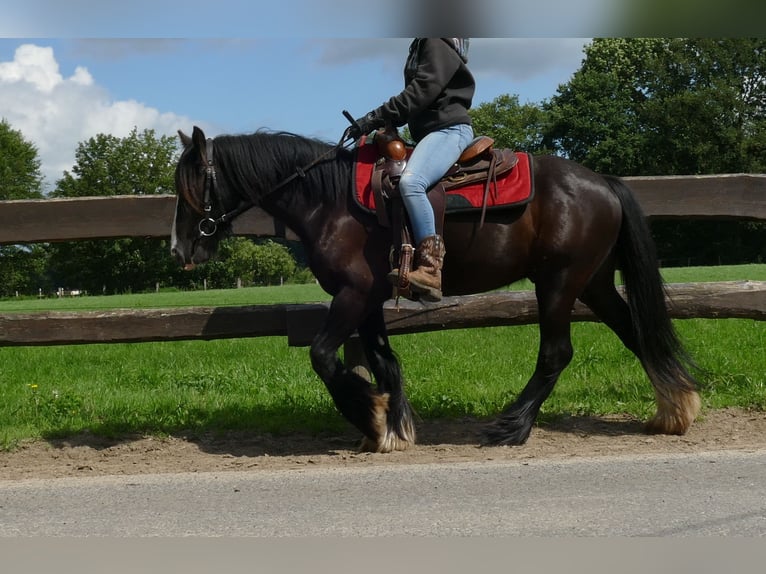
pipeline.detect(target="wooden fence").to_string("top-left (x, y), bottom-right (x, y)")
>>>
top-left (1, 173), bottom-right (765, 350)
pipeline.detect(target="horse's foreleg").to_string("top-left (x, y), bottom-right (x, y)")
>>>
top-left (483, 284), bottom-right (576, 445)
top-left (308, 295), bottom-right (398, 452)
top-left (310, 335), bottom-right (389, 449)
top-left (356, 308), bottom-right (416, 452)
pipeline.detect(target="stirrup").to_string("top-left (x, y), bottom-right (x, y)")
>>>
top-left (408, 281), bottom-right (442, 303)
top-left (388, 243), bottom-right (416, 302)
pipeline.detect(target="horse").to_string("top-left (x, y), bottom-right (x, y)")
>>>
top-left (171, 125), bottom-right (701, 453)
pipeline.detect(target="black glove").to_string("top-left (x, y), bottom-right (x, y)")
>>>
top-left (346, 110), bottom-right (385, 141)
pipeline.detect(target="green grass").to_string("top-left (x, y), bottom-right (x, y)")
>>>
top-left (660, 263), bottom-right (766, 283)
top-left (0, 265), bottom-right (764, 449)
top-left (0, 283), bottom-right (330, 313)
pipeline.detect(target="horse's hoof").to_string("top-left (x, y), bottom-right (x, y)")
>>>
top-left (481, 421), bottom-right (531, 446)
top-left (359, 432), bottom-right (413, 453)
top-left (646, 389), bottom-right (701, 435)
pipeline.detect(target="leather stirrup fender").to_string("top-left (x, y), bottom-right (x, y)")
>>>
top-left (459, 136), bottom-right (494, 163)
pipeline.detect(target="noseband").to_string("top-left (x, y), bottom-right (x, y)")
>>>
top-left (191, 135), bottom-right (352, 239)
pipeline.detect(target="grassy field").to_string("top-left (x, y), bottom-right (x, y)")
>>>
top-left (0, 265), bottom-right (764, 449)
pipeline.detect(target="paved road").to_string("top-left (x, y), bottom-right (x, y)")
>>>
top-left (1, 449), bottom-right (764, 536)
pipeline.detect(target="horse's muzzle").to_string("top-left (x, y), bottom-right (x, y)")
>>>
top-left (170, 245), bottom-right (192, 269)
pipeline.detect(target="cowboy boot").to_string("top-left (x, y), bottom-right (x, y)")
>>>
top-left (407, 235), bottom-right (446, 302)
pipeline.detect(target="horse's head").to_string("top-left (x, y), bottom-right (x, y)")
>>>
top-left (171, 126), bottom-right (234, 270)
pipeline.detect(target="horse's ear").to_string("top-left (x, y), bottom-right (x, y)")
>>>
top-left (191, 126), bottom-right (208, 164)
top-left (178, 130), bottom-right (192, 148)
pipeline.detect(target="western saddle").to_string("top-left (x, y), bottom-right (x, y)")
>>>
top-left (368, 127), bottom-right (518, 298)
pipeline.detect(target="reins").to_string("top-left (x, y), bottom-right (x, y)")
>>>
top-left (196, 132), bottom-right (354, 238)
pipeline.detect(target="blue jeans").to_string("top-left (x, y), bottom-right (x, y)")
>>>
top-left (399, 123), bottom-right (474, 245)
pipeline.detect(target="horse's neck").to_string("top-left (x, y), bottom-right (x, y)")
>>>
top-left (258, 179), bottom-right (321, 243)
top-left (257, 143), bottom-right (348, 243)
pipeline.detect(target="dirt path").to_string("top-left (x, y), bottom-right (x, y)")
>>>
top-left (1, 408), bottom-right (765, 481)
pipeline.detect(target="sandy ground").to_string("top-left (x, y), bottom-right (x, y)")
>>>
top-left (1, 408), bottom-right (765, 481)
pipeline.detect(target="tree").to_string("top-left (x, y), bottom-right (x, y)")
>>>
top-left (47, 128), bottom-right (179, 293)
top-left (198, 238), bottom-right (298, 288)
top-left (468, 94), bottom-right (552, 154)
top-left (543, 38), bottom-right (766, 265)
top-left (201, 238), bottom-right (260, 289)
top-left (639, 39), bottom-right (766, 175)
top-left (41, 128), bottom-right (304, 294)
top-left (543, 38), bottom-right (668, 175)
top-left (251, 240), bottom-right (297, 285)
top-left (545, 38), bottom-right (766, 176)
top-left (0, 118), bottom-right (44, 199)
top-left (52, 127), bottom-right (176, 197)
top-left (0, 244), bottom-right (49, 297)
top-left (0, 119), bottom-right (47, 297)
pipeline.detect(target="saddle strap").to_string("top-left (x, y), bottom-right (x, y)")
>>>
top-left (479, 151), bottom-right (499, 228)
top-left (443, 148), bottom-right (518, 191)
top-left (371, 167), bottom-right (390, 227)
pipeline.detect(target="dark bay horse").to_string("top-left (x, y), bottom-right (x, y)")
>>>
top-left (171, 125), bottom-right (701, 452)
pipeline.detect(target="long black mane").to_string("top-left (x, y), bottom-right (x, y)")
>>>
top-left (212, 130), bottom-right (354, 207)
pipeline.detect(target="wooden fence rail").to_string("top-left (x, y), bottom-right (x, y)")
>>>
top-left (0, 173), bottom-right (765, 348)
top-left (1, 173), bottom-right (766, 246)
top-left (1, 281), bottom-right (764, 348)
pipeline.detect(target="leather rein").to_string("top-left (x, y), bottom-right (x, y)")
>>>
top-left (194, 135), bottom-right (351, 238)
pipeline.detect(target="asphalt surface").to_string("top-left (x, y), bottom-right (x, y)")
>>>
top-left (1, 449), bottom-right (765, 537)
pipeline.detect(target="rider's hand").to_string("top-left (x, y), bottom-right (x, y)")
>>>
top-left (347, 110), bottom-right (385, 141)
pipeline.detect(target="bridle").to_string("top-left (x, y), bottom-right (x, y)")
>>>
top-left (192, 133), bottom-right (353, 239)
top-left (195, 138), bottom-right (254, 238)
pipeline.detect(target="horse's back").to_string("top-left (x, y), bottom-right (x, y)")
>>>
top-left (441, 154), bottom-right (623, 296)
top-left (531, 155), bottom-right (623, 229)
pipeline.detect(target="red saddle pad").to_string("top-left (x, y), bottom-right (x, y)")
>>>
top-left (353, 144), bottom-right (533, 214)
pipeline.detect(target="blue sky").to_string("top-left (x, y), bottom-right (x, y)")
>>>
top-left (0, 37), bottom-right (590, 190)
top-left (0, 2), bottom-right (595, 190)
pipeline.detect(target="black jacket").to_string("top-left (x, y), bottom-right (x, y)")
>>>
top-left (375, 38), bottom-right (475, 142)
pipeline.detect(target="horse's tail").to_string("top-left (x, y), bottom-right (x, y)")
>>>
top-left (604, 175), bottom-right (701, 433)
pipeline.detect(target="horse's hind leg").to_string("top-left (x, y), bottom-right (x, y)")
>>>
top-left (483, 277), bottom-right (577, 445)
top-left (578, 264), bottom-right (639, 354)
top-left (579, 265), bottom-right (700, 434)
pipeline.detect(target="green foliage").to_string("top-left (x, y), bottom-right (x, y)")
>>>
top-left (544, 38), bottom-right (766, 265)
top-left (184, 237), bottom-right (300, 289)
top-left (43, 128), bottom-right (180, 293)
top-left (0, 244), bottom-right (49, 297)
top-left (468, 94), bottom-right (552, 153)
top-left (251, 240), bottom-right (297, 285)
top-left (47, 237), bottom-right (178, 294)
top-left (51, 127), bottom-right (177, 198)
top-left (0, 120), bottom-right (47, 296)
top-left (28, 127), bottom-right (306, 294)
top-left (544, 38), bottom-right (766, 176)
top-left (0, 118), bottom-right (44, 199)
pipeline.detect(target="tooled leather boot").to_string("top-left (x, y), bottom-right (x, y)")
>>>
top-left (407, 235), bottom-right (446, 302)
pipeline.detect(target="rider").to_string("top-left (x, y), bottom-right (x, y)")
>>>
top-left (347, 38), bottom-right (475, 302)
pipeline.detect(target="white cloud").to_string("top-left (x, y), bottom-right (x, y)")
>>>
top-left (0, 43), bottom-right (190, 191)
top-left (0, 44), bottom-right (70, 92)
